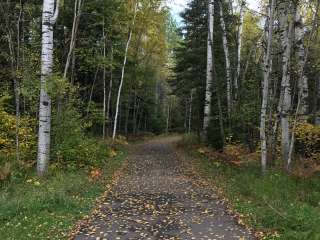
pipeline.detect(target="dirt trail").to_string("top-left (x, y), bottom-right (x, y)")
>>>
top-left (74, 136), bottom-right (254, 240)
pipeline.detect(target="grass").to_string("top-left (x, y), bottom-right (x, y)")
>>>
top-left (192, 149), bottom-right (320, 240)
top-left (0, 150), bottom-right (126, 240)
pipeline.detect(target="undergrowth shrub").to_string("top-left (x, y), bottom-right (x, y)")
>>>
top-left (0, 110), bottom-right (36, 158)
top-left (0, 108), bottom-right (36, 180)
top-left (295, 123), bottom-right (320, 161)
top-left (51, 105), bottom-right (111, 169)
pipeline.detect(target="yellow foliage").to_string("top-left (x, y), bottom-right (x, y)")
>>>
top-left (295, 122), bottom-right (320, 161)
top-left (0, 110), bottom-right (36, 157)
top-left (107, 149), bottom-right (117, 158)
top-left (197, 148), bottom-right (206, 155)
top-left (114, 135), bottom-right (129, 145)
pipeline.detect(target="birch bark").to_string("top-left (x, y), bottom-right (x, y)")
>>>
top-left (63, 0), bottom-right (82, 79)
top-left (295, 11), bottom-right (308, 115)
top-left (37, 0), bottom-right (59, 176)
top-left (260, 0), bottom-right (275, 172)
top-left (235, 0), bottom-right (246, 99)
top-left (203, 0), bottom-right (214, 135)
top-left (112, 1), bottom-right (138, 140)
top-left (219, 0), bottom-right (232, 119)
top-left (278, 1), bottom-right (294, 167)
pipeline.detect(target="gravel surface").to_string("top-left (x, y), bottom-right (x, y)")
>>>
top-left (74, 137), bottom-right (254, 240)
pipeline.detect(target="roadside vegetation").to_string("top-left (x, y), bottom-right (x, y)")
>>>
top-left (0, 138), bottom-right (126, 240)
top-left (181, 134), bottom-right (320, 240)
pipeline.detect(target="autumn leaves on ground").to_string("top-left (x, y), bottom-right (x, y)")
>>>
top-left (2, 0), bottom-right (320, 239)
top-left (1, 135), bottom-right (320, 239)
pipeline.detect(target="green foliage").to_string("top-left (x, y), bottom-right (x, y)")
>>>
top-left (149, 112), bottom-right (167, 134)
top-left (0, 151), bottom-right (125, 240)
top-left (51, 104), bottom-right (111, 168)
top-left (0, 110), bottom-right (36, 158)
top-left (196, 150), bottom-right (320, 240)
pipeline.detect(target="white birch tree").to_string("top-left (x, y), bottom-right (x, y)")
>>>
top-left (278, 1), bottom-right (294, 167)
top-left (260, 0), bottom-right (275, 172)
top-left (219, 0), bottom-right (232, 118)
top-left (203, 0), bottom-right (214, 135)
top-left (295, 10), bottom-right (308, 115)
top-left (112, 1), bottom-right (138, 140)
top-left (235, 0), bottom-right (246, 99)
top-left (63, 0), bottom-right (82, 79)
top-left (37, 0), bottom-right (60, 176)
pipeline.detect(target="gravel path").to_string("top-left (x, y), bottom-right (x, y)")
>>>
top-left (74, 137), bottom-right (254, 240)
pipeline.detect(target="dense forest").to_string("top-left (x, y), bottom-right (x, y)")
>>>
top-left (0, 0), bottom-right (179, 177)
top-left (173, 0), bottom-right (320, 173)
top-left (1, 0), bottom-right (320, 239)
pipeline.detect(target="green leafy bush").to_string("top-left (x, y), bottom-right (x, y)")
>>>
top-left (51, 105), bottom-right (110, 168)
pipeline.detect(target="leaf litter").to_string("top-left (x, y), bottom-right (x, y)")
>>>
top-left (72, 137), bottom-right (254, 240)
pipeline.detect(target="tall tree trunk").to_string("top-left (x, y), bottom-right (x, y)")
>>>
top-left (37, 0), bottom-right (59, 176)
top-left (295, 11), bottom-right (308, 115)
top-left (235, 0), bottom-right (246, 100)
top-left (260, 0), bottom-right (275, 172)
top-left (279, 1), bottom-right (294, 168)
top-left (14, 3), bottom-right (22, 161)
top-left (86, 68), bottom-right (99, 117)
top-left (102, 19), bottom-right (107, 139)
top-left (288, 1), bottom-right (320, 163)
top-left (112, 1), bottom-right (138, 140)
top-left (106, 43), bottom-right (113, 137)
top-left (219, 0), bottom-right (232, 119)
top-left (63, 0), bottom-right (82, 79)
top-left (203, 0), bottom-right (214, 136)
top-left (296, 1), bottom-right (319, 117)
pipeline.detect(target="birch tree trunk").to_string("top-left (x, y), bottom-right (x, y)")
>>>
top-left (260, 0), bottom-right (275, 172)
top-left (288, 1), bottom-right (320, 164)
top-left (219, 0), bottom-right (232, 119)
top-left (37, 0), bottom-right (59, 176)
top-left (235, 0), bottom-right (246, 99)
top-left (63, 0), bottom-right (82, 79)
top-left (203, 0), bottom-right (214, 135)
top-left (295, 11), bottom-right (308, 115)
top-left (112, 1), bottom-right (138, 140)
top-left (278, 1), bottom-right (294, 168)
